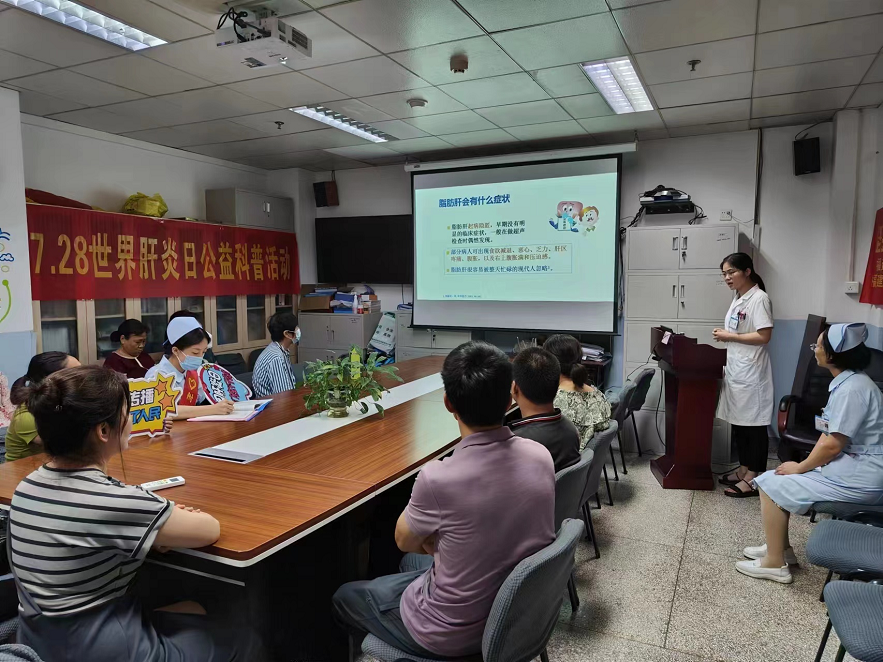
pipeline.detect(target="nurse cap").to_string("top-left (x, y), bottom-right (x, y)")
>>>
top-left (827, 323), bottom-right (868, 353)
top-left (166, 316), bottom-right (212, 347)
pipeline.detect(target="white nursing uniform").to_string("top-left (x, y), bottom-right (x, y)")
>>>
top-left (145, 356), bottom-right (207, 404)
top-left (715, 285), bottom-right (775, 427)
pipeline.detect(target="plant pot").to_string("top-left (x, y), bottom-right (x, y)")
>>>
top-left (326, 394), bottom-right (350, 418)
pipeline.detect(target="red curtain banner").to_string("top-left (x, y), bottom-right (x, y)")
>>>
top-left (26, 204), bottom-right (300, 301)
top-left (860, 207), bottom-right (883, 305)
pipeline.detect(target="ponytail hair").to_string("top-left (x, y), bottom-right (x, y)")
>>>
top-left (721, 252), bottom-right (766, 292)
top-left (11, 351), bottom-right (71, 406)
top-left (542, 334), bottom-right (589, 389)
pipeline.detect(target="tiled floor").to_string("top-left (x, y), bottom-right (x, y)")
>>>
top-left (363, 452), bottom-right (853, 662)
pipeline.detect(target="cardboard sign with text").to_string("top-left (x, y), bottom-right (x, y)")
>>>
top-left (128, 373), bottom-right (181, 438)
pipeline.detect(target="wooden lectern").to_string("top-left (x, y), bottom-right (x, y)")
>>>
top-left (649, 327), bottom-right (727, 490)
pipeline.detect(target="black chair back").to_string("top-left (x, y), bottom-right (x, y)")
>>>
top-left (580, 421), bottom-right (617, 507)
top-left (247, 347), bottom-right (264, 372)
top-left (213, 352), bottom-right (246, 376)
top-left (628, 368), bottom-right (656, 413)
top-left (553, 455), bottom-right (591, 531)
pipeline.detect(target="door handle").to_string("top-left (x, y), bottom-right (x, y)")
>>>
top-left (682, 236), bottom-right (688, 250)
top-left (672, 285), bottom-right (676, 298)
top-left (672, 236), bottom-right (678, 250)
top-left (266, 201), bottom-right (271, 214)
top-left (681, 284), bottom-right (685, 298)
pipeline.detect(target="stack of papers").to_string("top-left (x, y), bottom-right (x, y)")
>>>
top-left (187, 400), bottom-right (271, 422)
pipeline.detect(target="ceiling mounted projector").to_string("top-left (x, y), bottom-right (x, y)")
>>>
top-left (215, 5), bottom-right (311, 69)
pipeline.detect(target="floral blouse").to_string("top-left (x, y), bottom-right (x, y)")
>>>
top-left (554, 388), bottom-right (612, 451)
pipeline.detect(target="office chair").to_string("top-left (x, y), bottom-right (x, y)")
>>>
top-left (579, 421), bottom-right (618, 559)
top-left (818, 581), bottom-right (883, 662)
top-left (554, 455), bottom-right (591, 612)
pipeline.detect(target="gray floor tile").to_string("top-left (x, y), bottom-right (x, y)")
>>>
top-left (563, 535), bottom-right (682, 647)
top-left (592, 478), bottom-right (692, 548)
top-left (612, 452), bottom-right (664, 487)
top-left (546, 623), bottom-right (709, 661)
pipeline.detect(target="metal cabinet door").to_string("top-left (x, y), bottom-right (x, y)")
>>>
top-left (626, 274), bottom-right (679, 319)
top-left (679, 225), bottom-right (736, 269)
top-left (297, 314), bottom-right (330, 347)
top-left (627, 228), bottom-right (681, 270)
top-left (677, 274), bottom-right (733, 320)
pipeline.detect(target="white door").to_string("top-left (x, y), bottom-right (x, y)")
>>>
top-left (679, 225), bottom-right (736, 269)
top-left (627, 228), bottom-right (681, 270)
top-left (676, 323), bottom-right (719, 348)
top-left (626, 274), bottom-right (679, 319)
top-left (677, 274), bottom-right (733, 320)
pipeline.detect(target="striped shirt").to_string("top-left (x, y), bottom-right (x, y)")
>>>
top-left (252, 342), bottom-right (297, 398)
top-left (9, 466), bottom-right (172, 617)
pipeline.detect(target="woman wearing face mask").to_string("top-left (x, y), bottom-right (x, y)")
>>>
top-left (9, 365), bottom-right (258, 660)
top-left (145, 316), bottom-right (234, 418)
top-left (103, 319), bottom-right (155, 379)
top-left (713, 252), bottom-right (774, 498)
top-left (251, 311), bottom-right (300, 398)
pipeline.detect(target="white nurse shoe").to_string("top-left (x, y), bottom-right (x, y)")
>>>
top-left (743, 544), bottom-right (799, 565)
top-left (735, 559), bottom-right (793, 584)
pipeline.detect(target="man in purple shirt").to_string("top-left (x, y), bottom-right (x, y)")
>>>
top-left (332, 341), bottom-right (556, 659)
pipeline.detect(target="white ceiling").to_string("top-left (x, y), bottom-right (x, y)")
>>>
top-left (3, 0), bottom-right (883, 170)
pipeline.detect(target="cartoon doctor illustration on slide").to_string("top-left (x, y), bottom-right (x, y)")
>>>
top-left (578, 206), bottom-right (599, 233)
top-left (549, 201), bottom-right (582, 231)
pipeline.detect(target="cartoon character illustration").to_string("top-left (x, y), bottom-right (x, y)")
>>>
top-left (578, 206), bottom-right (599, 233)
top-left (549, 201), bottom-right (582, 231)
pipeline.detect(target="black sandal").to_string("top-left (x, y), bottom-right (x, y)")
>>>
top-left (718, 472), bottom-right (742, 486)
top-left (724, 479), bottom-right (759, 498)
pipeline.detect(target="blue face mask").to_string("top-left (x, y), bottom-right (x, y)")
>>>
top-left (175, 351), bottom-right (203, 372)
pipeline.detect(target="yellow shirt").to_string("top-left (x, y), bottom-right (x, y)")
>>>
top-left (6, 405), bottom-right (39, 462)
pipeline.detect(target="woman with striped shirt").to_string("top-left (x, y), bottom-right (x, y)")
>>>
top-left (9, 365), bottom-right (254, 661)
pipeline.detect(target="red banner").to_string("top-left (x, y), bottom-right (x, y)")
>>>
top-left (26, 204), bottom-right (299, 301)
top-left (861, 207), bottom-right (883, 305)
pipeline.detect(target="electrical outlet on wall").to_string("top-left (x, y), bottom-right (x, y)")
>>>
top-left (845, 281), bottom-right (861, 294)
top-left (720, 210), bottom-right (733, 221)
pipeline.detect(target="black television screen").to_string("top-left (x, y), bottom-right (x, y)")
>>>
top-left (316, 215), bottom-right (414, 284)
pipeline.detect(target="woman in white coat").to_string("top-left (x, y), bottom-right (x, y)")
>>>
top-left (713, 252), bottom-right (774, 498)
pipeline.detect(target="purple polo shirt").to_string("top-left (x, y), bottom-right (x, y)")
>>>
top-left (401, 426), bottom-right (555, 657)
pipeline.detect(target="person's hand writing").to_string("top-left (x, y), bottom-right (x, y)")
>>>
top-left (210, 400), bottom-right (235, 416)
top-left (775, 461), bottom-right (803, 476)
top-left (712, 328), bottom-right (730, 342)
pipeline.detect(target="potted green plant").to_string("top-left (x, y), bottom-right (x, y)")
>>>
top-left (303, 346), bottom-right (402, 418)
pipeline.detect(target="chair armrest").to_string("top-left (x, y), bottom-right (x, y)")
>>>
top-left (777, 395), bottom-right (800, 436)
top-left (841, 512), bottom-right (883, 528)
top-left (838, 568), bottom-right (883, 582)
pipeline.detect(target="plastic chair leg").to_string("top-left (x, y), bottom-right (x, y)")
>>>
top-left (617, 428), bottom-right (628, 474)
top-left (608, 445), bottom-right (619, 481)
top-left (567, 573), bottom-right (579, 611)
top-left (820, 569), bottom-right (833, 602)
top-left (814, 618), bottom-right (832, 662)
top-left (833, 644), bottom-right (846, 662)
top-left (595, 492), bottom-right (602, 509)
top-left (631, 412), bottom-right (643, 456)
top-left (540, 649), bottom-right (550, 662)
top-left (581, 503), bottom-right (593, 542)
top-left (583, 503), bottom-right (600, 559)
top-left (602, 465), bottom-right (614, 506)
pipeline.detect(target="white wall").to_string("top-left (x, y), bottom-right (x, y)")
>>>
top-left (21, 115), bottom-right (269, 220)
top-left (267, 167), bottom-right (316, 285)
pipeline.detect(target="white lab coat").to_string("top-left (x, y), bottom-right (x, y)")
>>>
top-left (715, 285), bottom-right (775, 427)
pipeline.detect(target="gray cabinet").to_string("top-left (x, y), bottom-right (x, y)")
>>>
top-left (395, 311), bottom-right (471, 361)
top-left (298, 312), bottom-right (382, 360)
top-left (205, 188), bottom-right (294, 232)
top-left (627, 225), bottom-right (736, 270)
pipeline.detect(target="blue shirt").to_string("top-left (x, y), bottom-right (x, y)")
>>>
top-left (145, 356), bottom-right (207, 404)
top-left (822, 370), bottom-right (883, 454)
top-left (252, 342), bottom-right (296, 398)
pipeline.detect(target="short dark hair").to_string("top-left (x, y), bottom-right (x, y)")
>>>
top-left (442, 341), bottom-right (512, 427)
top-left (28, 366), bottom-right (130, 464)
top-left (543, 334), bottom-right (589, 389)
top-left (110, 318), bottom-right (149, 343)
top-left (267, 311), bottom-right (299, 342)
top-left (11, 351), bottom-right (71, 406)
top-left (513, 347), bottom-right (561, 405)
top-left (822, 328), bottom-right (871, 372)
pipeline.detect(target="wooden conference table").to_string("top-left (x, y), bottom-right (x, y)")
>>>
top-left (0, 356), bottom-right (457, 567)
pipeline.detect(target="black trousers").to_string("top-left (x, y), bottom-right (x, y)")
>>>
top-left (732, 424), bottom-right (770, 473)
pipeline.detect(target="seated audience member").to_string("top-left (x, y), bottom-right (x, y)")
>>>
top-left (252, 311), bottom-right (300, 398)
top-left (168, 310), bottom-right (216, 364)
top-left (738, 323), bottom-right (883, 584)
top-left (103, 318), bottom-right (155, 379)
top-left (544, 334), bottom-right (611, 450)
top-left (332, 341), bottom-right (555, 658)
top-left (6, 352), bottom-right (79, 462)
top-left (510, 346), bottom-right (582, 472)
top-left (10, 366), bottom-right (255, 661)
top-left (146, 316), bottom-right (233, 419)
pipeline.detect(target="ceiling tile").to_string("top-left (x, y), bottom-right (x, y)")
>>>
top-left (635, 37), bottom-right (755, 85)
top-left (865, 54), bottom-right (883, 84)
top-left (639, 128), bottom-right (671, 141)
top-left (533, 65), bottom-right (596, 98)
top-left (122, 120), bottom-right (268, 148)
top-left (439, 73), bottom-right (549, 108)
top-left (227, 71), bottom-right (348, 108)
top-left (0, 8), bottom-right (126, 66)
top-left (279, 11), bottom-right (380, 70)
top-left (320, 98), bottom-right (394, 123)
top-left (505, 120), bottom-right (587, 140)
top-left (848, 83), bottom-right (883, 108)
top-left (591, 130), bottom-right (638, 144)
top-left (493, 14), bottom-right (628, 70)
top-left (614, 0), bottom-right (757, 53)
top-left (71, 55), bottom-right (213, 96)
top-left (751, 87), bottom-right (853, 117)
top-left (748, 111), bottom-right (834, 129)
top-left (667, 120), bottom-right (751, 137)
top-left (389, 36), bottom-right (520, 86)
top-left (577, 110), bottom-right (664, 133)
top-left (556, 94), bottom-right (614, 120)
top-left (651, 72), bottom-right (752, 108)
top-left (0, 49), bottom-right (54, 81)
top-left (157, 87), bottom-right (278, 124)
top-left (234, 150), bottom-right (330, 169)
top-left (324, 144), bottom-right (402, 158)
top-left (752, 56), bottom-right (875, 97)
top-left (189, 127), bottom-right (370, 159)
top-left (403, 110), bottom-right (497, 135)
top-left (272, 128), bottom-right (372, 151)
top-left (359, 87), bottom-right (466, 119)
top-left (76, 0), bottom-right (211, 41)
top-left (440, 129), bottom-right (518, 147)
top-left (310, 155), bottom-right (374, 171)
top-left (303, 56), bottom-right (430, 97)
top-left (384, 136), bottom-right (454, 153)
top-left (320, 0), bottom-right (482, 53)
top-left (456, 0), bottom-right (607, 32)
top-left (658, 99), bottom-right (750, 126)
top-left (755, 15), bottom-right (883, 69)
top-left (370, 119), bottom-right (431, 139)
top-left (758, 0), bottom-right (883, 33)
top-left (12, 88), bottom-right (85, 116)
top-left (46, 106), bottom-right (166, 133)
top-left (145, 35), bottom-right (286, 84)
top-left (8, 70), bottom-right (144, 106)
top-left (227, 109), bottom-right (326, 135)
top-left (138, 0), bottom-right (219, 30)
top-left (475, 99), bottom-right (570, 127)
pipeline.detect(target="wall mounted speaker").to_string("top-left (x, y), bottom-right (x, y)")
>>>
top-left (793, 137), bottom-right (821, 176)
top-left (313, 180), bottom-right (339, 207)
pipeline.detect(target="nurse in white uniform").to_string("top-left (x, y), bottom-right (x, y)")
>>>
top-left (713, 253), bottom-right (775, 498)
top-left (736, 323), bottom-right (883, 584)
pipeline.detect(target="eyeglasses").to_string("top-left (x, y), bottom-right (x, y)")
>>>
top-left (809, 343), bottom-right (818, 351)
top-left (721, 269), bottom-right (741, 278)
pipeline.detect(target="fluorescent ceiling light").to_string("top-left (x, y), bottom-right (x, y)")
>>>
top-left (581, 58), bottom-right (653, 114)
top-left (1, 0), bottom-right (167, 51)
top-left (290, 106), bottom-right (391, 143)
